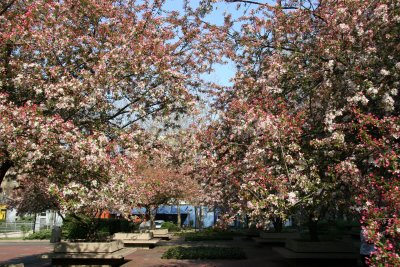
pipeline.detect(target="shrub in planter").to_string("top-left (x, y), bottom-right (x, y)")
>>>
top-left (62, 215), bottom-right (91, 240)
top-left (24, 229), bottom-right (52, 240)
top-left (62, 214), bottom-right (134, 241)
top-left (183, 231), bottom-right (235, 241)
top-left (206, 228), bottom-right (240, 236)
top-left (162, 246), bottom-right (246, 259)
top-left (161, 222), bottom-right (180, 232)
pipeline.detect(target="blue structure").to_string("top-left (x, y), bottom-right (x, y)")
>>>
top-left (131, 205), bottom-right (217, 228)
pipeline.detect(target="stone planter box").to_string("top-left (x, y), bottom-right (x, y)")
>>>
top-left (150, 229), bottom-right (172, 240)
top-left (150, 229), bottom-right (168, 235)
top-left (285, 239), bottom-right (356, 253)
top-left (54, 240), bottom-right (123, 253)
top-left (113, 232), bottom-right (153, 240)
top-left (51, 240), bottom-right (136, 266)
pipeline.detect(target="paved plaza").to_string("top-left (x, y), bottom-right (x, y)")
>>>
top-left (0, 241), bottom-right (52, 267)
top-left (0, 238), bottom-right (289, 267)
top-left (0, 237), bottom-right (359, 267)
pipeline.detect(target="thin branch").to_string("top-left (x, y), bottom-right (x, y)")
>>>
top-left (0, 0), bottom-right (16, 16)
top-left (226, 0), bottom-right (298, 9)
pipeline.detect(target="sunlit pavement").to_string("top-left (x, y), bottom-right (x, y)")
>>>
top-left (0, 238), bottom-right (293, 267)
top-left (122, 237), bottom-right (290, 267)
top-left (0, 241), bottom-right (53, 267)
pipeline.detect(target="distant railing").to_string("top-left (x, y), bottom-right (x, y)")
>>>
top-left (0, 222), bottom-right (34, 233)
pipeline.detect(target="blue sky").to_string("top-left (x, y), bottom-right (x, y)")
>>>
top-left (162, 1), bottom-right (248, 87)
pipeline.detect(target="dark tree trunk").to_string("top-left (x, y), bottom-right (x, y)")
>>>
top-left (0, 159), bottom-right (13, 186)
top-left (177, 202), bottom-right (181, 228)
top-left (144, 205), bottom-right (151, 229)
top-left (272, 216), bottom-right (283, 233)
top-left (213, 206), bottom-right (217, 226)
top-left (308, 214), bottom-right (319, 241)
top-left (199, 206), bottom-right (203, 230)
top-left (33, 213), bottom-right (37, 233)
top-left (194, 206), bottom-right (199, 229)
top-left (149, 205), bottom-right (157, 230)
top-left (57, 211), bottom-right (65, 222)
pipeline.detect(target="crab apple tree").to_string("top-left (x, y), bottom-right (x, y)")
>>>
top-left (196, 93), bottom-right (328, 233)
top-left (197, 0), bottom-right (399, 260)
top-left (0, 0), bottom-right (225, 207)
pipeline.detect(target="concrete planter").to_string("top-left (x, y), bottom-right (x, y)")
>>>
top-left (285, 239), bottom-right (356, 253)
top-left (113, 232), bottom-right (153, 240)
top-left (54, 240), bottom-right (123, 253)
top-left (150, 229), bottom-right (168, 235)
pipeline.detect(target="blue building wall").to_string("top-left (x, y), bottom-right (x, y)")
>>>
top-left (132, 205), bottom-right (216, 228)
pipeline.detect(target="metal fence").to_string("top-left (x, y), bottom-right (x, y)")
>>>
top-left (0, 222), bottom-right (34, 233)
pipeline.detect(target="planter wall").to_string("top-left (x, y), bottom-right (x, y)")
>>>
top-left (113, 232), bottom-right (153, 240)
top-left (54, 240), bottom-right (123, 253)
top-left (150, 229), bottom-right (168, 235)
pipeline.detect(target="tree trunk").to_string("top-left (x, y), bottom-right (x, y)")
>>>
top-left (144, 206), bottom-right (151, 229)
top-left (177, 202), bottom-right (181, 228)
top-left (272, 216), bottom-right (283, 233)
top-left (213, 206), bottom-right (216, 226)
top-left (199, 206), bottom-right (203, 230)
top-left (57, 211), bottom-right (65, 222)
top-left (149, 205), bottom-right (157, 229)
top-left (308, 214), bottom-right (319, 241)
top-left (194, 206), bottom-right (198, 229)
top-left (33, 213), bottom-right (37, 233)
top-left (0, 159), bottom-right (13, 186)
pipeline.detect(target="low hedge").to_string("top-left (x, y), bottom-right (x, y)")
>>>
top-left (62, 214), bottom-right (134, 241)
top-left (24, 229), bottom-right (52, 240)
top-left (183, 229), bottom-right (237, 241)
top-left (161, 222), bottom-right (180, 232)
top-left (162, 246), bottom-right (246, 260)
top-left (185, 234), bottom-right (233, 241)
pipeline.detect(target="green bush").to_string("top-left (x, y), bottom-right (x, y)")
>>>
top-left (161, 222), bottom-right (180, 232)
top-left (99, 218), bottom-right (133, 233)
top-left (62, 214), bottom-right (134, 241)
top-left (183, 230), bottom-right (236, 241)
top-left (24, 229), bottom-right (51, 240)
top-left (62, 215), bottom-right (91, 240)
top-left (16, 215), bottom-right (35, 222)
top-left (299, 219), bottom-right (361, 241)
top-left (162, 246), bottom-right (246, 260)
top-left (20, 224), bottom-right (32, 233)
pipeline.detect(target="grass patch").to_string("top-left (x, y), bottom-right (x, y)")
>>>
top-left (162, 246), bottom-right (246, 259)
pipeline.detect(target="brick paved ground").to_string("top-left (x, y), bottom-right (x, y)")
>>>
top-left (0, 237), bottom-right (358, 267)
top-left (0, 238), bottom-right (289, 267)
top-left (122, 237), bottom-right (291, 267)
top-left (0, 241), bottom-right (53, 266)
